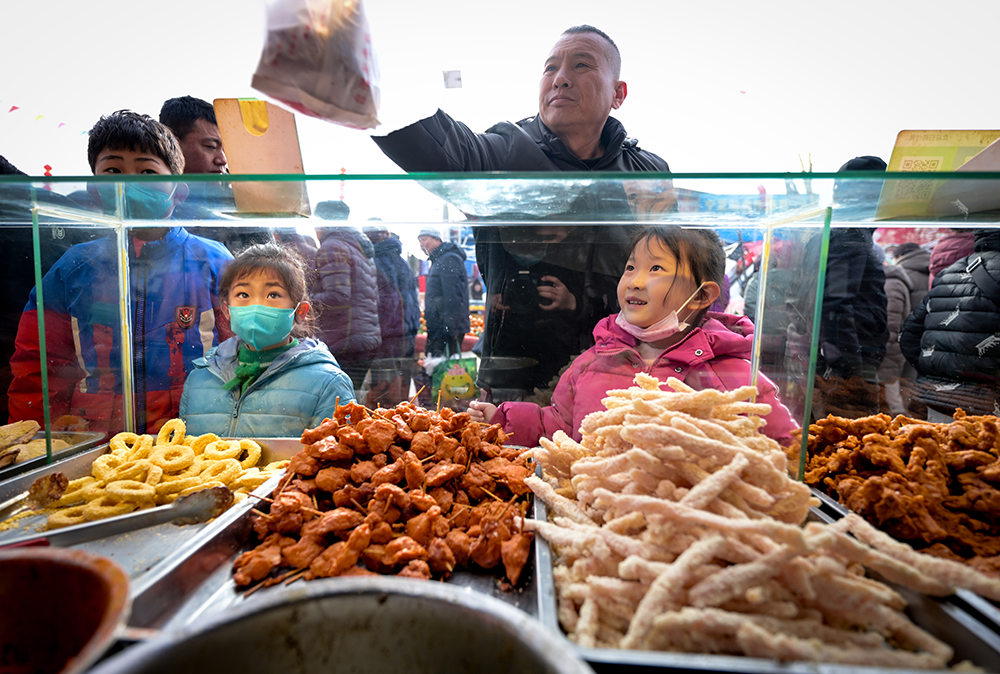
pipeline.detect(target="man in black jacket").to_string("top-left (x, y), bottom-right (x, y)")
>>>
top-left (373, 26), bottom-right (670, 400)
top-left (419, 227), bottom-right (469, 358)
top-left (372, 25), bottom-right (667, 173)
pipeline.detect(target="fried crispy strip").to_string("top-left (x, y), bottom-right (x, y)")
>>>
top-left (525, 475), bottom-right (595, 526)
top-left (620, 534), bottom-right (730, 649)
top-left (834, 514), bottom-right (1000, 601)
top-left (734, 621), bottom-right (948, 669)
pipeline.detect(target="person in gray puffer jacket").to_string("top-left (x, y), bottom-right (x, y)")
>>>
top-left (900, 229), bottom-right (1000, 419)
top-left (877, 243), bottom-right (930, 415)
top-left (312, 201), bottom-right (382, 393)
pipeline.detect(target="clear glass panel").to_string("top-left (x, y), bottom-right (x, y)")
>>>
top-left (1, 171), bottom-right (996, 464)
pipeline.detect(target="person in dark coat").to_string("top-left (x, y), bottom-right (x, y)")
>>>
top-left (373, 25), bottom-right (669, 400)
top-left (792, 156), bottom-right (889, 420)
top-left (362, 222), bottom-right (420, 406)
top-left (418, 227), bottom-right (468, 357)
top-left (900, 228), bottom-right (1000, 420)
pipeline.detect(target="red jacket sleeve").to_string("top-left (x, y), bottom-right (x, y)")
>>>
top-left (8, 309), bottom-right (80, 424)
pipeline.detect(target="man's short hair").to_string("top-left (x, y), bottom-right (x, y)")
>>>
top-left (87, 110), bottom-right (185, 175)
top-left (562, 25), bottom-right (621, 79)
top-left (159, 96), bottom-right (218, 141)
top-left (0, 154), bottom-right (25, 175)
top-left (315, 200), bottom-right (351, 220)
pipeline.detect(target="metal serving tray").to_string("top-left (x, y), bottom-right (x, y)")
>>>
top-left (0, 437), bottom-right (539, 637)
top-left (532, 496), bottom-right (1000, 673)
top-left (0, 438), bottom-right (301, 582)
top-left (0, 431), bottom-right (106, 482)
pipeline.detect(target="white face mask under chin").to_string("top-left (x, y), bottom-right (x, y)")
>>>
top-left (616, 283), bottom-right (706, 342)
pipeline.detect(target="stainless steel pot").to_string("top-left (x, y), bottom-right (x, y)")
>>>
top-left (90, 577), bottom-right (594, 674)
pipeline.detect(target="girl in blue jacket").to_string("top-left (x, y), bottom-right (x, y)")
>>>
top-left (180, 243), bottom-right (355, 437)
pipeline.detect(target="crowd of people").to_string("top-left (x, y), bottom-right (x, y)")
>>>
top-left (0, 23), bottom-right (995, 440)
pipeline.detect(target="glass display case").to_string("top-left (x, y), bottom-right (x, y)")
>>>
top-left (0, 170), bottom-right (997, 468)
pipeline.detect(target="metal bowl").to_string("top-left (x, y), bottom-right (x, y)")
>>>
top-left (0, 547), bottom-right (130, 674)
top-left (90, 577), bottom-right (592, 674)
top-left (478, 357), bottom-right (539, 389)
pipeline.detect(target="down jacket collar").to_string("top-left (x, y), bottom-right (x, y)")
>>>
top-left (196, 337), bottom-right (338, 387)
top-left (593, 311), bottom-right (756, 364)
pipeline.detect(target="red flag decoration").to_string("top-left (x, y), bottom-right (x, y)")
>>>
top-left (8, 106), bottom-right (19, 112)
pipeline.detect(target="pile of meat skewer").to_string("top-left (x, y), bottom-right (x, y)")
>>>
top-left (233, 400), bottom-right (534, 591)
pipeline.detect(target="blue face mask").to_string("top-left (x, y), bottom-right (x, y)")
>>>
top-left (228, 304), bottom-right (298, 351)
top-left (97, 183), bottom-right (175, 220)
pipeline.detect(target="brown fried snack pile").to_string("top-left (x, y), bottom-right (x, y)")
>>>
top-left (796, 410), bottom-right (1000, 577)
top-left (233, 400), bottom-right (534, 590)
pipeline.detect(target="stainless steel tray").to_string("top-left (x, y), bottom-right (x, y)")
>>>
top-left (0, 438), bottom-right (301, 582)
top-left (1, 437), bottom-right (538, 636)
top-left (532, 495), bottom-right (1000, 673)
top-left (0, 431), bottom-right (106, 481)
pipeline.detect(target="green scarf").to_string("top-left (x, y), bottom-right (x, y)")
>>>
top-left (222, 340), bottom-right (298, 396)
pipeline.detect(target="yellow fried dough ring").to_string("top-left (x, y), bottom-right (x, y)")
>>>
top-left (179, 480), bottom-right (225, 497)
top-left (238, 440), bottom-right (262, 469)
top-left (145, 464), bottom-right (164, 486)
top-left (83, 495), bottom-right (137, 521)
top-left (93, 454), bottom-right (125, 482)
top-left (127, 435), bottom-right (154, 460)
top-left (186, 433), bottom-right (220, 455)
top-left (106, 459), bottom-right (151, 484)
top-left (109, 432), bottom-right (140, 456)
top-left (52, 478), bottom-right (101, 507)
top-left (263, 460), bottom-right (289, 472)
top-left (106, 479), bottom-right (155, 503)
top-left (47, 505), bottom-right (88, 530)
top-left (203, 440), bottom-right (242, 461)
top-left (199, 458), bottom-right (241, 486)
top-left (156, 418), bottom-right (186, 446)
top-left (154, 476), bottom-right (201, 496)
top-left (149, 444), bottom-right (195, 472)
top-left (231, 467), bottom-right (270, 491)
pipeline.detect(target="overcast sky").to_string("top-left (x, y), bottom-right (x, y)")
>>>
top-left (2, 0), bottom-right (998, 221)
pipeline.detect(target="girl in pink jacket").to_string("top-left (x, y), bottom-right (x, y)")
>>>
top-left (468, 225), bottom-right (797, 447)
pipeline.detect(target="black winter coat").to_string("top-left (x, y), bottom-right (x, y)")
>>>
top-left (424, 241), bottom-right (469, 356)
top-left (900, 229), bottom-right (1000, 384)
top-left (813, 228), bottom-right (889, 380)
top-left (372, 109), bottom-right (668, 173)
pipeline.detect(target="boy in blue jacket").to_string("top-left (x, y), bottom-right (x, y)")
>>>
top-left (8, 110), bottom-right (233, 434)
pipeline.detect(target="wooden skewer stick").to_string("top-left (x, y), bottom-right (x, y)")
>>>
top-left (251, 508), bottom-right (273, 520)
top-left (479, 486), bottom-right (504, 503)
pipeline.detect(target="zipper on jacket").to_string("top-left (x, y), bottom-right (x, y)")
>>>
top-left (134, 257), bottom-right (148, 431)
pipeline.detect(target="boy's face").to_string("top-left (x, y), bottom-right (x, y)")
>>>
top-left (90, 147), bottom-right (188, 223)
top-left (94, 147), bottom-right (173, 175)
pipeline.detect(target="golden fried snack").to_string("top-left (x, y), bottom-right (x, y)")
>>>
top-left (22, 419), bottom-right (285, 532)
top-left (521, 373), bottom-right (1000, 669)
top-left (232, 400), bottom-right (534, 591)
top-left (795, 410), bottom-right (1000, 576)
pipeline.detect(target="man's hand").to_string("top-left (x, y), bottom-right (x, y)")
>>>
top-left (537, 276), bottom-right (576, 312)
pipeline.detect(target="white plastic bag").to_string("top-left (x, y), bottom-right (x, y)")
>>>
top-left (252, 0), bottom-right (380, 129)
